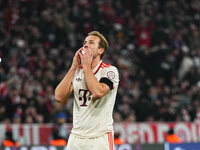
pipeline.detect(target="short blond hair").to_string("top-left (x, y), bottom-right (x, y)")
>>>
top-left (88, 31), bottom-right (109, 58)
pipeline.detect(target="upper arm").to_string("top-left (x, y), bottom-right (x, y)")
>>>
top-left (95, 66), bottom-right (119, 98)
top-left (55, 83), bottom-right (74, 104)
top-left (69, 84), bottom-right (74, 94)
top-left (99, 82), bottom-right (111, 94)
top-left (100, 66), bottom-right (119, 89)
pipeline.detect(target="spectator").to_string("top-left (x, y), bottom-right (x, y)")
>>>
top-left (52, 112), bottom-right (68, 140)
top-left (165, 128), bottom-right (182, 143)
top-left (0, 0), bottom-right (199, 123)
top-left (114, 132), bottom-right (123, 145)
top-left (50, 125), bottom-right (67, 146)
top-left (12, 113), bottom-right (21, 124)
top-left (2, 130), bottom-right (20, 147)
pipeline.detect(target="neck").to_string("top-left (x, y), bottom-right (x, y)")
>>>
top-left (91, 57), bottom-right (101, 69)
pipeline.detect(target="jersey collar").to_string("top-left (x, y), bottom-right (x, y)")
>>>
top-left (93, 60), bottom-right (103, 75)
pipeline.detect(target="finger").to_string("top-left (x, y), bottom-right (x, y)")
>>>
top-left (75, 49), bottom-right (81, 55)
top-left (73, 49), bottom-right (82, 59)
top-left (78, 51), bottom-right (83, 59)
top-left (78, 47), bottom-right (83, 51)
top-left (90, 52), bottom-right (93, 57)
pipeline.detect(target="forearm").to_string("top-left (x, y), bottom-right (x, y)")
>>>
top-left (55, 67), bottom-right (75, 103)
top-left (83, 66), bottom-right (109, 98)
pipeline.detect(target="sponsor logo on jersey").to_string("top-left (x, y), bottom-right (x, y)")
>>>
top-left (76, 78), bottom-right (82, 82)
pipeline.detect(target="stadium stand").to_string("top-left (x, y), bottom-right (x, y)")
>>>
top-left (0, 0), bottom-right (200, 124)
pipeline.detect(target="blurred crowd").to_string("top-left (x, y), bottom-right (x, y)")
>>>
top-left (0, 0), bottom-right (200, 124)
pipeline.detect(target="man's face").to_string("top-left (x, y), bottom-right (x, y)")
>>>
top-left (83, 35), bottom-right (101, 58)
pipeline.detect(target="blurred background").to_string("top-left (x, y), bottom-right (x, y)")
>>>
top-left (0, 0), bottom-right (200, 149)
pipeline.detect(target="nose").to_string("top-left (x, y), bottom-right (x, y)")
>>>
top-left (83, 45), bottom-right (88, 49)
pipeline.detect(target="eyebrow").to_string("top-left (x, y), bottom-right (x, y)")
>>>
top-left (83, 40), bottom-right (94, 45)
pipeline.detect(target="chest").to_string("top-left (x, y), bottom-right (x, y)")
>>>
top-left (73, 70), bottom-right (102, 89)
top-left (72, 70), bottom-right (102, 107)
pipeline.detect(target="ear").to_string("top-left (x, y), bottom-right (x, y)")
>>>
top-left (98, 48), bottom-right (104, 55)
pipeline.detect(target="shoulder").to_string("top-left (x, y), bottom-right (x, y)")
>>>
top-left (101, 62), bottom-right (119, 73)
top-left (101, 62), bottom-right (111, 68)
top-left (100, 62), bottom-right (119, 81)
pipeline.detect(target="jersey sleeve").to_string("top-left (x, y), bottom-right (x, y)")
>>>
top-left (100, 66), bottom-right (119, 89)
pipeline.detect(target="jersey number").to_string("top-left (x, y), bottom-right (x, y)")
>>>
top-left (79, 89), bottom-right (91, 106)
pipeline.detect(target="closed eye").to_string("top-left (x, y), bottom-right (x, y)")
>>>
top-left (89, 40), bottom-right (94, 44)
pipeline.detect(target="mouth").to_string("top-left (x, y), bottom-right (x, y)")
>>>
top-left (81, 50), bottom-right (85, 55)
top-left (81, 47), bottom-right (86, 55)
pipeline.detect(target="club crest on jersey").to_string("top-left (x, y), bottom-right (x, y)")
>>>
top-left (76, 77), bottom-right (82, 82)
top-left (107, 71), bottom-right (115, 79)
